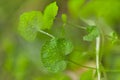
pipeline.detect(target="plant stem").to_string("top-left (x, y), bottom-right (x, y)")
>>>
top-left (67, 22), bottom-right (87, 30)
top-left (104, 69), bottom-right (120, 72)
top-left (96, 36), bottom-right (101, 80)
top-left (68, 59), bottom-right (120, 73)
top-left (68, 59), bottom-right (96, 70)
top-left (38, 30), bottom-right (55, 39)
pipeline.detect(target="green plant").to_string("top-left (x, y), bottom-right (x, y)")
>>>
top-left (18, 1), bottom-right (119, 80)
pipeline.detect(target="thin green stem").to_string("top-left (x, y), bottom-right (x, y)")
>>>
top-left (69, 59), bottom-right (120, 73)
top-left (38, 30), bottom-right (55, 39)
top-left (96, 36), bottom-right (101, 80)
top-left (104, 69), bottom-right (120, 72)
top-left (67, 22), bottom-right (87, 30)
top-left (68, 59), bottom-right (96, 70)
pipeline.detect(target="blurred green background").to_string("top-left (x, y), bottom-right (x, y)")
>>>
top-left (0, 0), bottom-right (120, 80)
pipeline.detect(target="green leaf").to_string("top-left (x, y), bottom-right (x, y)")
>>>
top-left (18, 2), bottom-right (59, 41)
top-left (57, 38), bottom-right (73, 55)
top-left (41, 39), bottom-right (66, 73)
top-left (41, 38), bottom-right (73, 73)
top-left (42, 2), bottom-right (58, 29)
top-left (61, 14), bottom-right (67, 24)
top-left (83, 26), bottom-right (99, 41)
top-left (79, 69), bottom-right (94, 80)
top-left (18, 11), bottom-right (43, 41)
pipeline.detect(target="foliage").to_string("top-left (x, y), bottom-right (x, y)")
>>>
top-left (41, 38), bottom-right (73, 73)
top-left (1, 0), bottom-right (120, 80)
top-left (83, 26), bottom-right (99, 41)
top-left (18, 2), bottom-right (58, 41)
top-left (42, 2), bottom-right (58, 29)
top-left (18, 11), bottom-right (43, 41)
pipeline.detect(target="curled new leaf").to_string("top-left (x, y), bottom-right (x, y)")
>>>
top-left (83, 26), bottom-right (99, 41)
top-left (41, 38), bottom-right (73, 73)
top-left (18, 11), bottom-right (43, 41)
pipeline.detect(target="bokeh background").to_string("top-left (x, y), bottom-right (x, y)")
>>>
top-left (0, 0), bottom-right (120, 80)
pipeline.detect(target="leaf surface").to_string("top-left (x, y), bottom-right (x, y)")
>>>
top-left (42, 2), bottom-right (58, 29)
top-left (18, 11), bottom-right (43, 41)
top-left (41, 38), bottom-right (73, 73)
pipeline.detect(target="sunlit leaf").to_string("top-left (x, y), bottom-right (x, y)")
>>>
top-left (42, 2), bottom-right (58, 29)
top-left (18, 11), bottom-right (43, 41)
top-left (18, 2), bottom-right (58, 41)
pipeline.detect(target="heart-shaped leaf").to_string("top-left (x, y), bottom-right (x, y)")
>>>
top-left (18, 11), bottom-right (43, 41)
top-left (41, 38), bottom-right (73, 73)
top-left (18, 2), bottom-right (58, 41)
